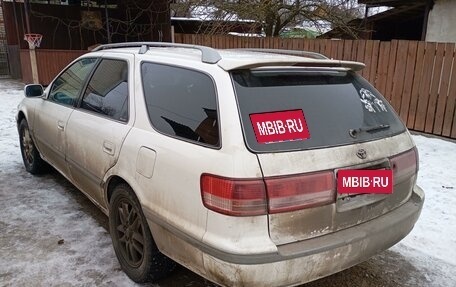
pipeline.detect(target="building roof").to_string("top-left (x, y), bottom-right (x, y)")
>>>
top-left (359, 0), bottom-right (427, 7)
top-left (320, 2), bottom-right (427, 40)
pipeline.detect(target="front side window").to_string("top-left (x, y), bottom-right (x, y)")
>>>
top-left (49, 58), bottom-right (97, 106)
top-left (81, 59), bottom-right (129, 122)
top-left (141, 63), bottom-right (219, 147)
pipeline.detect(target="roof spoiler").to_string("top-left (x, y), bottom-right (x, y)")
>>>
top-left (232, 48), bottom-right (329, 60)
top-left (218, 59), bottom-right (366, 71)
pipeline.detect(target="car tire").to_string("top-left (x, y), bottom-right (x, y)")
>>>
top-left (109, 183), bottom-right (176, 283)
top-left (18, 119), bottom-right (47, 174)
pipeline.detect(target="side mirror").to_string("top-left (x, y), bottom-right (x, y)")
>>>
top-left (24, 84), bottom-right (44, 98)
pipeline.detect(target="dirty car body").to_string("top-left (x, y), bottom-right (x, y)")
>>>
top-left (16, 43), bottom-right (424, 286)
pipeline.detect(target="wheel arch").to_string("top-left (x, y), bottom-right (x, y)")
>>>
top-left (17, 111), bottom-right (26, 126)
top-left (16, 108), bottom-right (38, 147)
top-left (105, 175), bottom-right (130, 205)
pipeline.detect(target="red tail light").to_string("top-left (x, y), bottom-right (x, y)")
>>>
top-left (200, 174), bottom-right (267, 216)
top-left (201, 171), bottom-right (336, 216)
top-left (390, 147), bottom-right (418, 184)
top-left (266, 171), bottom-right (335, 214)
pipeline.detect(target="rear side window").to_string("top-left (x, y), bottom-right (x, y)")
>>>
top-left (231, 69), bottom-right (406, 153)
top-left (141, 63), bottom-right (219, 147)
top-left (81, 59), bottom-right (129, 122)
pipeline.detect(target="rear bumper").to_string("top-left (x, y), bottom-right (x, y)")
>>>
top-left (201, 185), bottom-right (424, 286)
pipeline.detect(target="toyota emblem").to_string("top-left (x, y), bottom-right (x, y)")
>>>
top-left (356, 149), bottom-right (367, 159)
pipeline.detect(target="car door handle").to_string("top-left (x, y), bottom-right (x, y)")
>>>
top-left (57, 121), bottom-right (65, 131)
top-left (103, 141), bottom-right (115, 156)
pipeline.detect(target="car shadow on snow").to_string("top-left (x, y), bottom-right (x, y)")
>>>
top-left (44, 167), bottom-right (110, 231)
top-left (306, 249), bottom-right (429, 287)
top-left (42, 168), bottom-right (426, 287)
top-left (41, 167), bottom-right (216, 287)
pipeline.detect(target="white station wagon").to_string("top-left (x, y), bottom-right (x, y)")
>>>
top-left (17, 42), bottom-right (424, 286)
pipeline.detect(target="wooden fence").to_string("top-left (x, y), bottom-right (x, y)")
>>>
top-left (20, 49), bottom-right (86, 85)
top-left (175, 34), bottom-right (456, 139)
top-left (18, 34), bottom-right (456, 139)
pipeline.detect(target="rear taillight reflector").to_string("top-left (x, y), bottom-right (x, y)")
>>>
top-left (200, 174), bottom-right (267, 216)
top-left (390, 147), bottom-right (418, 184)
top-left (266, 171), bottom-right (335, 214)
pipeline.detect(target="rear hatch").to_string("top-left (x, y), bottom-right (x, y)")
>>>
top-left (231, 68), bottom-right (418, 245)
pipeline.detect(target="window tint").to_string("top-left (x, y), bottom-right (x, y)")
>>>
top-left (81, 59), bottom-right (129, 122)
top-left (141, 63), bottom-right (219, 146)
top-left (49, 58), bottom-right (97, 106)
top-left (231, 69), bottom-right (406, 153)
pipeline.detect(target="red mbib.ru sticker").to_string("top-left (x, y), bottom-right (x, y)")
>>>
top-left (337, 169), bottom-right (393, 194)
top-left (250, 110), bottom-right (310, 144)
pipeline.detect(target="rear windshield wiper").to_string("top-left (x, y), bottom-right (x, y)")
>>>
top-left (349, 124), bottom-right (390, 138)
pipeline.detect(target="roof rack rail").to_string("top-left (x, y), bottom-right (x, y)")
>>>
top-left (234, 48), bottom-right (329, 60)
top-left (91, 42), bottom-right (222, 64)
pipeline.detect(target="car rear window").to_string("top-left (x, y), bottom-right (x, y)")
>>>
top-left (231, 69), bottom-right (406, 153)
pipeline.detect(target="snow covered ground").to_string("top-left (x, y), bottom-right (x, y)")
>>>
top-left (0, 79), bottom-right (455, 286)
top-left (390, 134), bottom-right (456, 286)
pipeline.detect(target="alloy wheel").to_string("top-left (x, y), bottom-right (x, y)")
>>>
top-left (21, 126), bottom-right (34, 165)
top-left (115, 199), bottom-right (146, 267)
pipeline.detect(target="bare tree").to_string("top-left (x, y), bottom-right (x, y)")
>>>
top-left (170, 0), bottom-right (203, 17)
top-left (171, 0), bottom-right (363, 37)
